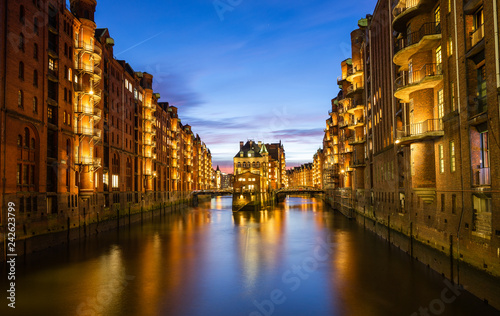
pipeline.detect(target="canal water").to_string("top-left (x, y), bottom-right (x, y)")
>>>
top-left (1, 196), bottom-right (498, 316)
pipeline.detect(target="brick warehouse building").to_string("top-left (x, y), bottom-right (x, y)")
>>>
top-left (319, 0), bottom-right (500, 291)
top-left (0, 0), bottom-right (212, 257)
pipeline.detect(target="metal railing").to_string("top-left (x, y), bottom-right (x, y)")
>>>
top-left (346, 83), bottom-right (364, 95)
top-left (74, 42), bottom-right (102, 55)
top-left (398, 118), bottom-right (443, 138)
top-left (74, 126), bottom-right (101, 138)
top-left (472, 167), bottom-right (490, 186)
top-left (74, 156), bottom-right (101, 166)
top-left (393, 0), bottom-right (420, 17)
top-left (395, 63), bottom-right (442, 89)
top-left (395, 22), bottom-right (441, 53)
top-left (470, 23), bottom-right (484, 49)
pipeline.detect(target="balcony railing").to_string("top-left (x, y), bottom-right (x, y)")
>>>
top-left (473, 167), bottom-right (490, 186)
top-left (348, 136), bottom-right (367, 144)
top-left (393, 0), bottom-right (420, 17)
top-left (74, 156), bottom-right (101, 166)
top-left (395, 63), bottom-right (442, 89)
top-left (74, 42), bottom-right (102, 56)
top-left (469, 24), bottom-right (484, 49)
top-left (346, 82), bottom-right (364, 95)
top-left (469, 96), bottom-right (487, 117)
top-left (74, 126), bottom-right (101, 138)
top-left (398, 118), bottom-right (443, 138)
top-left (395, 22), bottom-right (441, 53)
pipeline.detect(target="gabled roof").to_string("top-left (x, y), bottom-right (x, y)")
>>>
top-left (235, 140), bottom-right (263, 158)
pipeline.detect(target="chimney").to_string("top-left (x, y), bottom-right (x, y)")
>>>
top-left (258, 141), bottom-right (262, 147)
top-left (240, 141), bottom-right (244, 149)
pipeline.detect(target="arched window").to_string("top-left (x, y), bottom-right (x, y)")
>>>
top-left (19, 33), bottom-right (24, 51)
top-left (17, 135), bottom-right (22, 147)
top-left (252, 162), bottom-right (256, 168)
top-left (19, 5), bottom-right (25, 24)
top-left (33, 43), bottom-right (38, 59)
top-left (33, 97), bottom-right (37, 113)
top-left (24, 128), bottom-right (30, 147)
top-left (66, 139), bottom-right (71, 160)
top-left (256, 162), bottom-right (260, 168)
top-left (33, 70), bottom-right (38, 87)
top-left (18, 90), bottom-right (23, 108)
top-left (19, 62), bottom-right (24, 79)
top-left (63, 111), bottom-right (67, 124)
top-left (31, 138), bottom-right (35, 149)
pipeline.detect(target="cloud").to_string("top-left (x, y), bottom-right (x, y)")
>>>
top-left (153, 71), bottom-right (205, 109)
top-left (270, 128), bottom-right (324, 140)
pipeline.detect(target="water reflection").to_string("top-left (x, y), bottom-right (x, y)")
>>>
top-left (233, 210), bottom-right (286, 294)
top-left (1, 196), bottom-right (498, 316)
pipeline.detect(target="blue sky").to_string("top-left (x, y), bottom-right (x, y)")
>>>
top-left (94, 0), bottom-right (377, 173)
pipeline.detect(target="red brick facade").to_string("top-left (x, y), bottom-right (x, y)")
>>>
top-left (0, 0), bottom-right (211, 255)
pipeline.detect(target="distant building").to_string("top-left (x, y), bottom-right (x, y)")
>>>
top-left (287, 163), bottom-right (313, 188)
top-left (266, 142), bottom-right (286, 189)
top-left (221, 173), bottom-right (234, 189)
top-left (233, 140), bottom-right (270, 193)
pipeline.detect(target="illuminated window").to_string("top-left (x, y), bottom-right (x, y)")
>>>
top-left (112, 175), bottom-right (119, 188)
top-left (437, 89), bottom-right (444, 118)
top-left (436, 46), bottom-right (442, 64)
top-left (439, 144), bottom-right (444, 173)
top-left (450, 141), bottom-right (456, 172)
top-left (434, 5), bottom-right (441, 25)
top-left (450, 82), bottom-right (455, 111)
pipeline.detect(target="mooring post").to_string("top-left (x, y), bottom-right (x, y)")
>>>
top-left (450, 234), bottom-right (454, 283)
top-left (410, 222), bottom-right (414, 258)
top-left (67, 217), bottom-right (70, 241)
top-left (388, 215), bottom-right (391, 243)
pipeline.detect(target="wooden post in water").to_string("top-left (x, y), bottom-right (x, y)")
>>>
top-left (410, 222), bottom-right (414, 258)
top-left (67, 217), bottom-right (70, 242)
top-left (449, 234), bottom-right (454, 283)
top-left (387, 215), bottom-right (391, 243)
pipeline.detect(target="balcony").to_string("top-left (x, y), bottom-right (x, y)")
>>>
top-left (339, 119), bottom-right (349, 129)
top-left (346, 66), bottom-right (363, 83)
top-left (75, 42), bottom-right (102, 61)
top-left (74, 126), bottom-right (101, 139)
top-left (143, 115), bottom-right (156, 123)
top-left (74, 156), bottom-right (101, 166)
top-left (394, 63), bottom-right (442, 102)
top-left (143, 139), bottom-right (156, 147)
top-left (348, 117), bottom-right (365, 130)
top-left (466, 24), bottom-right (485, 59)
top-left (346, 100), bottom-right (365, 114)
top-left (348, 136), bottom-right (367, 145)
top-left (346, 82), bottom-right (364, 97)
top-left (396, 118), bottom-right (443, 144)
top-left (472, 167), bottom-right (490, 186)
top-left (337, 75), bottom-right (346, 86)
top-left (392, 0), bottom-right (437, 32)
top-left (394, 22), bottom-right (442, 68)
top-left (350, 159), bottom-right (366, 168)
top-left (143, 102), bottom-right (156, 111)
top-left (469, 96), bottom-right (487, 118)
top-left (74, 104), bottom-right (101, 119)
